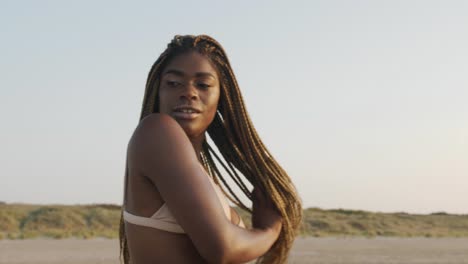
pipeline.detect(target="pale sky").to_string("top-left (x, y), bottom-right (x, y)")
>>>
top-left (1, 0), bottom-right (467, 214)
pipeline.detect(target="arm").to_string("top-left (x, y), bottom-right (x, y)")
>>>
top-left (230, 207), bottom-right (240, 225)
top-left (230, 207), bottom-right (246, 228)
top-left (127, 113), bottom-right (281, 264)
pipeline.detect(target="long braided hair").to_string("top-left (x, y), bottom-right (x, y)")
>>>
top-left (120, 35), bottom-right (302, 264)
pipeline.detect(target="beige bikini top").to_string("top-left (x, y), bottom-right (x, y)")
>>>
top-left (124, 163), bottom-right (243, 233)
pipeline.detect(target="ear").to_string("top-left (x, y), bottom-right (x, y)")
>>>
top-left (217, 94), bottom-right (224, 113)
top-left (153, 96), bottom-right (159, 113)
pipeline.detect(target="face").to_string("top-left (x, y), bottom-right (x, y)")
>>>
top-left (158, 52), bottom-right (221, 138)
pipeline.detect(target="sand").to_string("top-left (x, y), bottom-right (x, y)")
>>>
top-left (290, 237), bottom-right (468, 264)
top-left (1, 237), bottom-right (468, 264)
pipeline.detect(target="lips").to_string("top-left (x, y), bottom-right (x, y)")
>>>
top-left (172, 105), bottom-right (202, 113)
top-left (172, 105), bottom-right (201, 120)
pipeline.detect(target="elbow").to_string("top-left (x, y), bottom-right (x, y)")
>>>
top-left (207, 253), bottom-right (236, 264)
top-left (203, 242), bottom-right (236, 264)
top-left (206, 253), bottom-right (227, 264)
top-left (200, 231), bottom-right (239, 264)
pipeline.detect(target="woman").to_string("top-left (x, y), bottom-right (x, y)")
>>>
top-left (120, 35), bottom-right (302, 264)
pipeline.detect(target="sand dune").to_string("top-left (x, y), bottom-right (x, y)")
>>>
top-left (1, 237), bottom-right (468, 264)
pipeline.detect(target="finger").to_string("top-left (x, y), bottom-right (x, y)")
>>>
top-left (253, 186), bottom-right (274, 207)
top-left (252, 187), bottom-right (263, 201)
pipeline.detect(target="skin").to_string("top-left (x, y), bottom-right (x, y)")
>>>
top-left (158, 51), bottom-right (220, 160)
top-left (124, 52), bottom-right (282, 263)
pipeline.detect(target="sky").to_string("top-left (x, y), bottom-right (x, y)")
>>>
top-left (1, 0), bottom-right (467, 214)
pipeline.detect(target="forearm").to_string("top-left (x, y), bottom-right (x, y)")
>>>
top-left (223, 225), bottom-right (279, 264)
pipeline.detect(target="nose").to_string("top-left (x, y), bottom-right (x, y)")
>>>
top-left (179, 82), bottom-right (198, 101)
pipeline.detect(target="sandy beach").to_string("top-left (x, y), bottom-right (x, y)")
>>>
top-left (1, 237), bottom-right (468, 264)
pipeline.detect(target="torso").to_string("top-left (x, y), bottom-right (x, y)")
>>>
top-left (124, 165), bottom-right (233, 263)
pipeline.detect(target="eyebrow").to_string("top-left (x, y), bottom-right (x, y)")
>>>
top-left (163, 69), bottom-right (217, 79)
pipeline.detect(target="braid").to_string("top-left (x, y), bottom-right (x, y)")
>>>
top-left (120, 34), bottom-right (302, 264)
top-left (205, 143), bottom-right (252, 209)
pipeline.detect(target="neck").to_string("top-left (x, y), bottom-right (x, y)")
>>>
top-left (189, 133), bottom-right (205, 164)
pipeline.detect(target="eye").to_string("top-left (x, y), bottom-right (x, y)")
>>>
top-left (166, 81), bottom-right (181, 87)
top-left (197, 83), bottom-right (211, 89)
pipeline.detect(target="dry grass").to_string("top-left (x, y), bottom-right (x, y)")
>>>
top-left (299, 207), bottom-right (468, 237)
top-left (0, 203), bottom-right (120, 239)
top-left (1, 203), bottom-right (468, 240)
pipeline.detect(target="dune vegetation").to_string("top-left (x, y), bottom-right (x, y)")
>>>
top-left (0, 203), bottom-right (120, 239)
top-left (1, 203), bottom-right (468, 240)
top-left (298, 207), bottom-right (468, 238)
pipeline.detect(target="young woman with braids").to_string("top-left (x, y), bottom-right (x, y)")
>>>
top-left (120, 35), bottom-right (302, 263)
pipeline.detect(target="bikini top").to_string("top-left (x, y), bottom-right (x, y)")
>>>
top-left (124, 163), bottom-right (243, 233)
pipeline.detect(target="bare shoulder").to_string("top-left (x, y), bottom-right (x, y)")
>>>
top-left (136, 113), bottom-right (184, 137)
top-left (129, 113), bottom-right (190, 152)
top-left (127, 113), bottom-right (195, 175)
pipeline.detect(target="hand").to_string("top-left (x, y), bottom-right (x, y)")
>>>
top-left (251, 187), bottom-right (282, 235)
